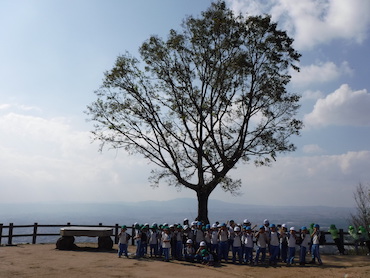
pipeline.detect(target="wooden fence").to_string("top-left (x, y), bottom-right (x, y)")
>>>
top-left (0, 223), bottom-right (136, 246)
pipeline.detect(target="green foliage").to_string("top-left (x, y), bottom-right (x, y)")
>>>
top-left (86, 1), bottom-right (303, 221)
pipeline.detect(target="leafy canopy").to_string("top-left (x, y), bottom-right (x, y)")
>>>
top-left (86, 1), bottom-right (302, 198)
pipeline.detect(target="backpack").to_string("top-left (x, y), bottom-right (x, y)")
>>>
top-left (319, 231), bottom-right (326, 245)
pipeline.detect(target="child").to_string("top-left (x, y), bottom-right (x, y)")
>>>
top-left (348, 225), bottom-right (360, 255)
top-left (287, 227), bottom-right (297, 266)
top-left (310, 224), bottom-right (323, 265)
top-left (118, 225), bottom-right (131, 258)
top-left (175, 225), bottom-right (184, 260)
top-left (184, 238), bottom-right (195, 262)
top-left (268, 224), bottom-right (280, 265)
top-left (210, 224), bottom-right (219, 255)
top-left (195, 241), bottom-right (213, 265)
top-left (218, 223), bottom-right (229, 262)
top-left (243, 226), bottom-right (254, 264)
top-left (255, 225), bottom-right (268, 265)
top-left (232, 226), bottom-right (243, 264)
top-left (133, 223), bottom-right (142, 258)
top-left (149, 225), bottom-right (159, 257)
top-left (299, 226), bottom-right (311, 265)
top-left (328, 224), bottom-right (345, 255)
top-left (279, 224), bottom-right (288, 263)
top-left (162, 227), bottom-right (171, 262)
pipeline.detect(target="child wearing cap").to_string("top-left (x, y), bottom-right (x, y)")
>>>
top-left (287, 227), bottom-right (297, 266)
top-left (255, 225), bottom-right (269, 265)
top-left (149, 225), bottom-right (159, 258)
top-left (268, 224), bottom-right (280, 265)
top-left (133, 223), bottom-right (142, 258)
top-left (218, 223), bottom-right (230, 262)
top-left (310, 224), bottom-right (323, 265)
top-left (175, 225), bottom-right (184, 260)
top-left (195, 241), bottom-right (213, 265)
top-left (232, 226), bottom-right (243, 264)
top-left (299, 226), bottom-right (311, 265)
top-left (210, 224), bottom-right (219, 255)
top-left (118, 225), bottom-right (131, 258)
top-left (243, 226), bottom-right (254, 264)
top-left (162, 227), bottom-right (171, 262)
top-left (279, 224), bottom-right (288, 263)
top-left (184, 239), bottom-right (195, 262)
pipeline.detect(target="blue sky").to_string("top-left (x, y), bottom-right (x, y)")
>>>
top-left (1, 0), bottom-right (369, 207)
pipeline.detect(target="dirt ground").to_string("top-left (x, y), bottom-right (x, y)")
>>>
top-left (0, 243), bottom-right (369, 278)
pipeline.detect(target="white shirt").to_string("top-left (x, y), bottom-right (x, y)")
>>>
top-left (270, 231), bottom-right (279, 247)
top-left (162, 233), bottom-right (171, 248)
top-left (287, 233), bottom-right (296, 248)
top-left (244, 233), bottom-right (254, 248)
top-left (233, 233), bottom-right (242, 247)
top-left (301, 233), bottom-right (311, 248)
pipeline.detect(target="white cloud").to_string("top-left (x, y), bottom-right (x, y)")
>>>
top-left (225, 150), bottom-right (370, 207)
top-left (228, 0), bottom-right (370, 50)
top-left (302, 144), bottom-right (324, 154)
top-left (304, 84), bottom-right (370, 128)
top-left (301, 90), bottom-right (324, 101)
top-left (0, 110), bottom-right (194, 203)
top-left (291, 61), bottom-right (353, 87)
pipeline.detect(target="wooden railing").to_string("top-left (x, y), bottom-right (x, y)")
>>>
top-left (0, 223), bottom-right (362, 249)
top-left (0, 223), bottom-right (136, 246)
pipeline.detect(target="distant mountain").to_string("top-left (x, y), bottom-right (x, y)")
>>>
top-left (0, 198), bottom-right (355, 229)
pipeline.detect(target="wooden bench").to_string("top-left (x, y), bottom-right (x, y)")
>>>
top-left (56, 226), bottom-right (114, 250)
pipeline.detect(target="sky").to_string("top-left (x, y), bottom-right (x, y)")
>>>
top-left (0, 0), bottom-right (369, 207)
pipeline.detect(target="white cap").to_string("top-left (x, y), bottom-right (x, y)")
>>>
top-left (243, 219), bottom-right (249, 223)
top-left (234, 226), bottom-right (241, 232)
top-left (290, 227), bottom-right (295, 231)
top-left (264, 219), bottom-right (269, 224)
top-left (186, 239), bottom-right (193, 244)
top-left (200, 241), bottom-right (206, 247)
top-left (212, 224), bottom-right (218, 228)
top-left (282, 224), bottom-right (287, 228)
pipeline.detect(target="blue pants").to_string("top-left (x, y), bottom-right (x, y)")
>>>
top-left (281, 243), bottom-right (288, 262)
top-left (150, 243), bottom-right (158, 256)
top-left (219, 241), bottom-right (229, 261)
top-left (311, 244), bottom-right (322, 264)
top-left (118, 243), bottom-right (128, 257)
top-left (176, 241), bottom-right (183, 259)
top-left (141, 242), bottom-right (147, 257)
top-left (185, 254), bottom-right (194, 262)
top-left (300, 246), bottom-right (307, 264)
top-left (244, 246), bottom-right (253, 263)
top-left (232, 246), bottom-right (243, 264)
top-left (135, 240), bottom-right (141, 257)
top-left (255, 247), bottom-right (266, 263)
top-left (269, 245), bottom-right (279, 263)
top-left (211, 243), bottom-right (219, 255)
top-left (288, 247), bottom-right (295, 264)
top-left (163, 247), bottom-right (170, 261)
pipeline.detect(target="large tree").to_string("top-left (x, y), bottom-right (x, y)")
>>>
top-left (86, 1), bottom-right (302, 223)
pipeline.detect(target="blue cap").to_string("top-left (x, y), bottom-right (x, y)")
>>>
top-left (314, 224), bottom-right (320, 228)
top-left (269, 224), bottom-right (276, 228)
top-left (301, 226), bottom-right (307, 230)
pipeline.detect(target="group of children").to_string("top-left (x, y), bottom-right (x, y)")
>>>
top-left (117, 218), bottom-right (327, 266)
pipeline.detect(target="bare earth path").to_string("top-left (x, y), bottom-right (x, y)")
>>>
top-left (0, 243), bottom-right (369, 278)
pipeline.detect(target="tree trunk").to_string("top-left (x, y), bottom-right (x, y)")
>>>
top-left (196, 191), bottom-right (210, 224)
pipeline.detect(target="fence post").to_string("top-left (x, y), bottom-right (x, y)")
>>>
top-left (0, 223), bottom-right (3, 245)
top-left (115, 224), bottom-right (119, 244)
top-left (32, 223), bottom-right (38, 244)
top-left (99, 223), bottom-right (102, 226)
top-left (339, 229), bottom-right (344, 250)
top-left (8, 223), bottom-right (14, 245)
